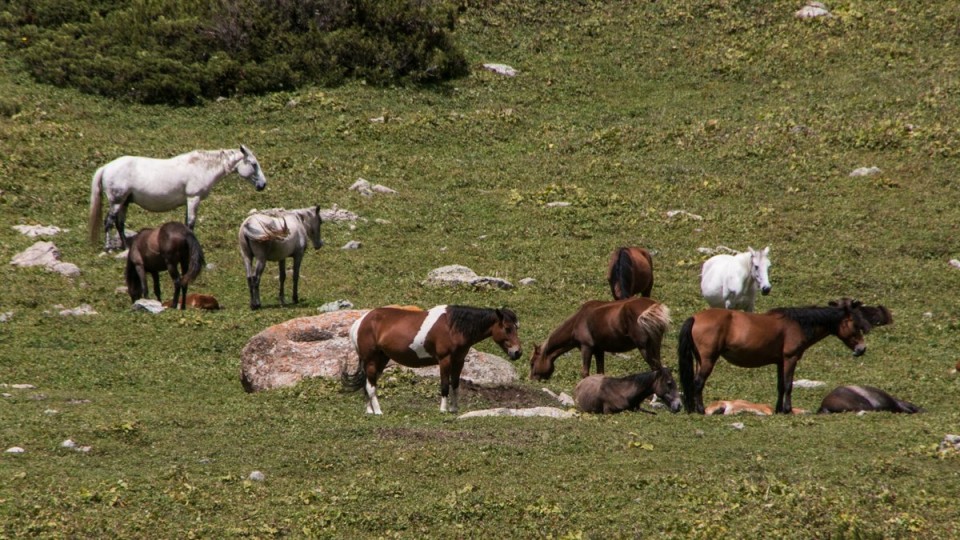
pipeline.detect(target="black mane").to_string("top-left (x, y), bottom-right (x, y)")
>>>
top-left (448, 306), bottom-right (516, 341)
top-left (768, 305), bottom-right (847, 340)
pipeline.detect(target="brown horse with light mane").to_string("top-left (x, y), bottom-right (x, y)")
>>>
top-left (678, 298), bottom-right (892, 414)
top-left (818, 385), bottom-right (920, 414)
top-left (529, 297), bottom-right (671, 381)
top-left (343, 305), bottom-right (522, 414)
top-left (574, 368), bottom-right (682, 414)
top-left (607, 246), bottom-right (654, 300)
top-left (125, 222), bottom-right (204, 310)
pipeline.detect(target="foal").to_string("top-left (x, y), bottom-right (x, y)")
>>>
top-left (574, 367), bottom-right (682, 414)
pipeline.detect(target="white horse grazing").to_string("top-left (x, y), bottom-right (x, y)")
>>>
top-left (89, 146), bottom-right (267, 250)
top-left (700, 246), bottom-right (772, 312)
top-left (238, 206), bottom-right (323, 310)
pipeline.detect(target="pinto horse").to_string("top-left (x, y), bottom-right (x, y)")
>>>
top-left (700, 246), bottom-right (771, 311)
top-left (818, 385), bottom-right (921, 414)
top-left (678, 298), bottom-right (892, 414)
top-left (343, 305), bottom-right (522, 414)
top-left (573, 368), bottom-right (682, 414)
top-left (90, 146), bottom-right (267, 250)
top-left (607, 246), bottom-right (654, 299)
top-left (529, 297), bottom-right (671, 381)
top-left (125, 222), bottom-right (205, 310)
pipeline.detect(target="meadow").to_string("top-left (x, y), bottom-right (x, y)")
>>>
top-left (2, 1), bottom-right (960, 537)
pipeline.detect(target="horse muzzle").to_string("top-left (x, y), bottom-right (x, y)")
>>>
top-left (255, 182), bottom-right (266, 192)
top-left (853, 344), bottom-right (866, 357)
top-left (507, 348), bottom-right (522, 361)
top-left (761, 286), bottom-right (772, 296)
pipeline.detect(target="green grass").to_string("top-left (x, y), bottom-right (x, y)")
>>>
top-left (3, 1), bottom-right (960, 537)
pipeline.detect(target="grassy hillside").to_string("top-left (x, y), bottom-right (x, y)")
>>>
top-left (2, 1), bottom-right (960, 537)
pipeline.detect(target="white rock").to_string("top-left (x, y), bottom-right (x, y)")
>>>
top-left (132, 299), bottom-right (165, 314)
top-left (12, 225), bottom-right (67, 237)
top-left (59, 304), bottom-right (97, 316)
top-left (795, 2), bottom-right (831, 19)
top-left (11, 241), bottom-right (81, 276)
top-left (319, 299), bottom-right (354, 312)
top-left (731, 422), bottom-right (745, 430)
top-left (61, 439), bottom-right (77, 449)
top-left (519, 277), bottom-right (537, 286)
top-left (44, 409), bottom-right (59, 415)
top-left (10, 384), bottom-right (36, 390)
top-left (482, 63), bottom-right (518, 77)
top-left (666, 210), bottom-right (703, 220)
top-left (249, 470), bottom-right (266, 482)
top-left (341, 241), bottom-right (362, 250)
top-left (793, 379), bottom-right (826, 389)
top-left (949, 260), bottom-right (960, 270)
top-left (5, 447), bottom-right (25, 453)
top-left (849, 166), bottom-right (882, 177)
top-left (545, 201), bottom-right (571, 208)
top-left (458, 406), bottom-right (575, 419)
top-left (320, 205), bottom-right (359, 223)
top-left (0, 312), bottom-right (12, 322)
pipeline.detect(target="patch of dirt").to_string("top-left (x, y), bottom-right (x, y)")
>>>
top-left (458, 381), bottom-right (560, 409)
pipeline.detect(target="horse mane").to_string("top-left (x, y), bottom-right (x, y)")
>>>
top-left (183, 149), bottom-right (237, 169)
top-left (768, 305), bottom-right (847, 339)
top-left (448, 306), bottom-right (516, 342)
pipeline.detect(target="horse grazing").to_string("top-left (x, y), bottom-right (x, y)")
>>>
top-left (342, 305), bottom-right (522, 414)
top-left (162, 293), bottom-right (221, 310)
top-left (125, 222), bottom-right (205, 310)
top-left (238, 206), bottom-right (323, 310)
top-left (574, 368), bottom-right (682, 414)
top-left (89, 146), bottom-right (267, 250)
top-left (704, 399), bottom-right (807, 416)
top-left (818, 385), bottom-right (921, 414)
top-left (678, 298), bottom-right (891, 414)
top-left (700, 246), bottom-right (772, 311)
top-left (529, 297), bottom-right (671, 381)
top-left (607, 246), bottom-right (654, 299)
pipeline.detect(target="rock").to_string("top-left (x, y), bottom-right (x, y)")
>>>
top-left (482, 63), bottom-right (518, 77)
top-left (949, 260), bottom-right (960, 270)
top-left (240, 310), bottom-right (519, 392)
top-left (939, 434), bottom-right (960, 454)
top-left (422, 265), bottom-right (514, 290)
top-left (8, 384), bottom-right (36, 390)
top-left (341, 240), bottom-right (362, 250)
top-left (59, 304), bottom-right (97, 316)
top-left (458, 406), bottom-right (575, 419)
top-left (731, 422), bottom-right (745, 430)
top-left (793, 379), bottom-right (826, 389)
top-left (61, 439), bottom-right (77, 449)
top-left (0, 312), bottom-right (11, 322)
top-left (249, 470), bottom-right (266, 482)
top-left (11, 241), bottom-right (81, 276)
top-left (12, 225), bottom-right (67, 237)
top-left (132, 299), bottom-right (165, 313)
top-left (542, 388), bottom-right (575, 407)
top-left (849, 166), bottom-right (882, 177)
top-left (319, 299), bottom-right (354, 313)
top-left (320, 204), bottom-right (359, 223)
top-left (545, 201), bottom-right (571, 208)
top-left (795, 2), bottom-right (831, 19)
top-left (666, 210), bottom-right (703, 221)
top-left (519, 278), bottom-right (537, 286)
top-left (697, 245), bottom-right (737, 255)
top-left (6, 447), bottom-right (25, 453)
top-left (349, 178), bottom-right (397, 197)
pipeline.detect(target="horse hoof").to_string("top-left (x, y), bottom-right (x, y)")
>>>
top-left (250, 304), bottom-right (261, 310)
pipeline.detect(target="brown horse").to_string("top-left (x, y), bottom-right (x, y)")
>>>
top-left (817, 385), bottom-right (921, 414)
top-left (162, 293), bottom-right (220, 310)
top-left (343, 305), bottom-right (522, 414)
top-left (607, 246), bottom-right (654, 300)
top-left (574, 367), bottom-right (682, 414)
top-left (678, 298), bottom-right (892, 414)
top-left (125, 222), bottom-right (205, 310)
top-left (704, 399), bottom-right (807, 416)
top-left (529, 297), bottom-right (671, 381)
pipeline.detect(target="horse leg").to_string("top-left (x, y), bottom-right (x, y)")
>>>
top-left (277, 258), bottom-right (287, 306)
top-left (250, 258), bottom-right (266, 310)
top-left (438, 357), bottom-right (452, 413)
top-left (185, 196), bottom-right (201, 230)
top-left (776, 357), bottom-right (800, 413)
top-left (363, 354), bottom-right (386, 415)
top-left (594, 350), bottom-right (606, 376)
top-left (167, 262), bottom-right (183, 310)
top-left (291, 253), bottom-right (303, 304)
top-left (448, 353), bottom-right (467, 414)
top-left (580, 346), bottom-right (594, 378)
top-left (104, 200), bottom-right (128, 250)
top-left (692, 357), bottom-right (718, 415)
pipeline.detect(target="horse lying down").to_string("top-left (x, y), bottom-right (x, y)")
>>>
top-left (162, 293), bottom-right (221, 310)
top-left (705, 400), bottom-right (807, 415)
top-left (573, 368), bottom-right (682, 414)
top-left (817, 385), bottom-right (921, 414)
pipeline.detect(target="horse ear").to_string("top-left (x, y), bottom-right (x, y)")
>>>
top-left (852, 299), bottom-right (863, 309)
top-left (762, 246), bottom-right (770, 255)
top-left (495, 308), bottom-right (504, 321)
top-left (828, 300), bottom-right (839, 307)
top-left (240, 145), bottom-right (250, 156)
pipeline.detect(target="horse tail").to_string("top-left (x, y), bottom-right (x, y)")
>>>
top-left (124, 256), bottom-right (141, 301)
top-left (677, 316), bottom-right (699, 413)
top-left (181, 231), bottom-right (205, 286)
top-left (88, 166), bottom-right (105, 245)
top-left (341, 314), bottom-right (369, 392)
top-left (608, 247), bottom-right (632, 300)
top-left (636, 301), bottom-right (671, 340)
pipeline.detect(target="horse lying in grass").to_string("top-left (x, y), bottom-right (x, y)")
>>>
top-left (817, 385), bottom-right (921, 414)
top-left (574, 368), bottom-right (681, 414)
top-left (162, 293), bottom-right (220, 310)
top-left (125, 222), bottom-right (204, 310)
top-left (343, 305), bottom-right (522, 414)
top-left (607, 246), bottom-right (654, 299)
top-left (704, 400), bottom-right (807, 416)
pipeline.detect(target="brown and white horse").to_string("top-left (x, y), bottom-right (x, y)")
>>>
top-left (573, 368), bottom-right (682, 414)
top-left (529, 297), bottom-right (671, 381)
top-left (607, 246), bottom-right (654, 300)
top-left (678, 298), bottom-right (892, 414)
top-left (343, 305), bottom-right (522, 414)
top-left (817, 385), bottom-right (920, 414)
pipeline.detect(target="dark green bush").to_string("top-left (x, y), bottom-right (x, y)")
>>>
top-left (0, 0), bottom-right (469, 105)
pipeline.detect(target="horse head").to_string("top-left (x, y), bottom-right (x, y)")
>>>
top-left (237, 145), bottom-right (267, 191)
top-left (529, 343), bottom-right (554, 381)
top-left (307, 205), bottom-right (324, 250)
top-left (492, 308), bottom-right (522, 361)
top-left (749, 246), bottom-right (772, 296)
top-left (653, 367), bottom-right (682, 413)
top-left (829, 298), bottom-right (868, 356)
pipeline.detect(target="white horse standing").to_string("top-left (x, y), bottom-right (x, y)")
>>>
top-left (89, 146), bottom-right (267, 250)
top-left (700, 246), bottom-right (772, 312)
top-left (238, 206), bottom-right (323, 310)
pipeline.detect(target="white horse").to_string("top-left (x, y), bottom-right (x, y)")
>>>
top-left (89, 146), bottom-right (267, 250)
top-left (700, 246), bottom-right (772, 312)
top-left (238, 206), bottom-right (323, 310)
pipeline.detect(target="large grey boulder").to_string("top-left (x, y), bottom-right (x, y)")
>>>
top-left (240, 309), bottom-right (519, 392)
top-left (422, 265), bottom-right (514, 290)
top-left (11, 242), bottom-right (80, 277)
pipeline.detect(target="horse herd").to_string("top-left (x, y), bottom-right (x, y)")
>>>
top-left (87, 148), bottom-right (917, 417)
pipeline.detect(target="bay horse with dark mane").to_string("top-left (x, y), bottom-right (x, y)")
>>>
top-left (818, 385), bottom-right (921, 414)
top-left (678, 298), bottom-right (892, 414)
top-left (343, 305), bottom-right (522, 414)
top-left (125, 222), bottom-right (205, 310)
top-left (529, 297), bottom-right (671, 381)
top-left (607, 246), bottom-right (654, 299)
top-left (574, 367), bottom-right (682, 414)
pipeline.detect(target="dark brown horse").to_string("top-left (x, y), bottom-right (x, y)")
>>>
top-left (607, 246), bottom-right (654, 299)
top-left (343, 305), bottom-right (522, 414)
top-left (678, 298), bottom-right (891, 414)
top-left (818, 385), bottom-right (921, 414)
top-left (574, 367), bottom-right (682, 414)
top-left (125, 222), bottom-right (205, 310)
top-left (529, 297), bottom-right (671, 381)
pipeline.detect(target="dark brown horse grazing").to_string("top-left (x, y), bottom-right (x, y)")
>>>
top-left (574, 367), bottom-right (682, 414)
top-left (529, 297), bottom-right (671, 381)
top-left (343, 305), bottom-right (522, 414)
top-left (125, 222), bottom-right (205, 310)
top-left (678, 298), bottom-right (892, 414)
top-left (607, 246), bottom-right (654, 299)
top-left (818, 385), bottom-right (921, 414)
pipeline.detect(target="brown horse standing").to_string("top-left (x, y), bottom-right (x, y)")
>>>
top-left (678, 298), bottom-right (891, 414)
top-left (343, 305), bottom-right (522, 414)
top-left (125, 222), bottom-right (205, 310)
top-left (573, 367), bottom-right (682, 414)
top-left (818, 385), bottom-right (920, 414)
top-left (607, 246), bottom-right (654, 300)
top-left (529, 297), bottom-right (671, 381)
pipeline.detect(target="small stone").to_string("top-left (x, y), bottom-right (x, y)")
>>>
top-left (59, 304), bottom-right (97, 316)
top-left (519, 277), bottom-right (537, 286)
top-left (795, 2), bottom-right (832, 19)
top-left (545, 201), bottom-right (571, 208)
top-left (482, 63), bottom-right (518, 77)
top-left (61, 439), bottom-right (77, 449)
top-left (666, 209), bottom-right (703, 221)
top-left (731, 422), bottom-right (745, 430)
top-left (793, 379), bottom-right (826, 389)
top-left (0, 312), bottom-right (12, 322)
top-left (77, 446), bottom-right (92, 453)
top-left (10, 384), bottom-right (36, 390)
top-left (12, 225), bottom-right (66, 237)
top-left (249, 470), bottom-right (266, 482)
top-left (694, 429), bottom-right (705, 437)
top-left (5, 447), bottom-right (25, 454)
top-left (319, 299), bottom-right (354, 313)
top-left (132, 299), bottom-right (165, 314)
top-left (849, 166), bottom-right (882, 177)
top-left (341, 240), bottom-right (362, 250)
top-left (44, 409), bottom-right (59, 415)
